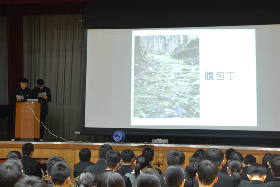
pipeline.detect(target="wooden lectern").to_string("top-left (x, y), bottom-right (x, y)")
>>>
top-left (15, 102), bottom-right (41, 139)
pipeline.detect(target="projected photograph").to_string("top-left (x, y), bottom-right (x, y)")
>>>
top-left (133, 35), bottom-right (200, 118)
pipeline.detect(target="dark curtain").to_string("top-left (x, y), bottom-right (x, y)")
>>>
top-left (0, 16), bottom-right (8, 105)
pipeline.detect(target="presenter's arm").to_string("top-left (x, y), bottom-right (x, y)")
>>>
top-left (46, 88), bottom-right (52, 102)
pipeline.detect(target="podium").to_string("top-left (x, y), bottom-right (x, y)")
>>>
top-left (15, 102), bottom-right (41, 139)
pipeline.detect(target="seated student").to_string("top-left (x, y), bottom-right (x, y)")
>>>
top-left (85, 144), bottom-right (113, 177)
top-left (46, 156), bottom-right (67, 187)
top-left (185, 162), bottom-right (198, 187)
top-left (193, 148), bottom-right (234, 187)
top-left (74, 148), bottom-right (94, 178)
top-left (240, 154), bottom-right (256, 181)
top-left (49, 161), bottom-right (71, 187)
top-left (262, 153), bottom-right (271, 168)
top-left (15, 176), bottom-right (48, 187)
top-left (221, 148), bottom-right (237, 174)
top-left (136, 169), bottom-right (161, 187)
top-left (196, 160), bottom-right (218, 187)
top-left (6, 158), bottom-right (25, 176)
top-left (119, 149), bottom-right (134, 176)
top-left (241, 163), bottom-right (267, 187)
top-left (76, 171), bottom-right (98, 187)
top-left (266, 156), bottom-right (280, 187)
top-left (265, 154), bottom-right (280, 183)
top-left (227, 159), bottom-right (249, 187)
top-left (0, 161), bottom-right (23, 187)
top-left (97, 171), bottom-right (125, 187)
top-left (189, 153), bottom-right (204, 163)
top-left (7, 150), bottom-right (22, 160)
top-left (142, 146), bottom-right (162, 174)
top-left (164, 165), bottom-right (185, 187)
top-left (21, 143), bottom-right (42, 178)
top-left (125, 155), bottom-right (150, 187)
top-left (194, 149), bottom-right (205, 160)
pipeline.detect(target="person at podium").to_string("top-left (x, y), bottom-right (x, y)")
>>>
top-left (32, 79), bottom-right (52, 140)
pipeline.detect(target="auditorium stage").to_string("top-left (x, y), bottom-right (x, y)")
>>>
top-left (1, 141), bottom-right (279, 177)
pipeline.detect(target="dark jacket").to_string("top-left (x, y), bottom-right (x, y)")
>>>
top-left (265, 168), bottom-right (274, 183)
top-left (265, 178), bottom-right (280, 187)
top-left (85, 159), bottom-right (107, 177)
top-left (239, 180), bottom-right (265, 187)
top-left (21, 155), bottom-right (42, 178)
top-left (220, 161), bottom-right (228, 174)
top-left (147, 164), bottom-right (162, 174)
top-left (118, 165), bottom-right (133, 176)
top-left (32, 86), bottom-right (52, 115)
top-left (11, 87), bottom-right (32, 103)
top-left (193, 170), bottom-right (234, 187)
top-left (74, 161), bottom-right (94, 178)
top-left (240, 166), bottom-right (249, 181)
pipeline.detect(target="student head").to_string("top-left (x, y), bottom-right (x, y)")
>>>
top-left (20, 78), bottom-right (28, 89)
top-left (97, 171), bottom-right (125, 187)
top-left (244, 154), bottom-right (256, 166)
top-left (229, 152), bottom-right (244, 163)
top-left (225, 148), bottom-right (236, 161)
top-left (189, 153), bottom-right (204, 163)
top-left (136, 170), bottom-right (161, 187)
top-left (79, 148), bottom-right (92, 162)
top-left (15, 176), bottom-right (48, 187)
top-left (6, 158), bottom-right (23, 171)
top-left (105, 150), bottom-right (121, 171)
top-left (194, 149), bottom-right (205, 159)
top-left (196, 160), bottom-right (218, 187)
top-left (164, 166), bottom-right (185, 187)
top-left (185, 162), bottom-right (198, 179)
top-left (7, 151), bottom-right (22, 160)
top-left (99, 144), bottom-right (113, 159)
top-left (135, 155), bottom-right (150, 178)
top-left (204, 148), bottom-right (224, 167)
top-left (22, 143), bottom-right (34, 157)
top-left (247, 163), bottom-right (267, 182)
top-left (121, 149), bottom-right (134, 164)
top-left (50, 161), bottom-right (71, 187)
top-left (262, 153), bottom-right (271, 168)
top-left (37, 79), bottom-right (44, 90)
top-left (271, 156), bottom-right (280, 177)
top-left (0, 162), bottom-right (22, 187)
top-left (142, 146), bottom-right (154, 162)
top-left (166, 149), bottom-right (185, 166)
top-left (268, 154), bottom-right (280, 167)
top-left (46, 156), bottom-right (66, 177)
top-left (227, 160), bottom-right (243, 184)
top-left (77, 172), bottom-right (98, 187)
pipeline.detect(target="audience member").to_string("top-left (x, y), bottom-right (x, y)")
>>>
top-left (185, 162), bottom-right (198, 187)
top-left (196, 160), bottom-right (218, 187)
top-left (21, 143), bottom-right (42, 177)
top-left (50, 161), bottom-right (71, 187)
top-left (15, 176), bottom-right (48, 187)
top-left (125, 155), bottom-right (150, 187)
top-left (221, 148), bottom-right (236, 174)
top-left (240, 154), bottom-right (256, 181)
top-left (265, 154), bottom-right (280, 183)
top-left (46, 156), bottom-right (67, 187)
top-left (164, 165), bottom-right (185, 187)
top-left (266, 156), bottom-right (280, 187)
top-left (242, 163), bottom-right (267, 187)
top-left (136, 170), bottom-right (161, 187)
top-left (6, 158), bottom-right (24, 173)
top-left (85, 144), bottom-right (113, 176)
top-left (119, 149), bottom-right (134, 176)
top-left (262, 153), bottom-right (271, 168)
top-left (193, 148), bottom-right (234, 187)
top-left (74, 148), bottom-right (94, 178)
top-left (229, 151), bottom-right (244, 163)
top-left (0, 161), bottom-right (23, 187)
top-left (7, 150), bottom-right (22, 160)
top-left (76, 171), bottom-right (98, 187)
top-left (97, 171), bottom-right (125, 187)
top-left (194, 149), bottom-right (205, 160)
top-left (142, 146), bottom-right (162, 174)
top-left (227, 159), bottom-right (248, 187)
top-left (189, 153), bottom-right (204, 163)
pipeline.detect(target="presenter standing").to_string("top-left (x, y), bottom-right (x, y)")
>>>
top-left (32, 79), bottom-right (52, 141)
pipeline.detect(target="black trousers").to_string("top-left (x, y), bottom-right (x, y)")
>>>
top-left (40, 114), bottom-right (46, 139)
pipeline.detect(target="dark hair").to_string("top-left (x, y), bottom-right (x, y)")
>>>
top-left (15, 176), bottom-right (48, 187)
top-left (46, 156), bottom-right (66, 174)
top-left (166, 149), bottom-right (185, 166)
top-left (194, 149), bottom-right (205, 159)
top-left (247, 163), bottom-right (267, 177)
top-left (142, 146), bottom-right (154, 162)
top-left (6, 158), bottom-right (23, 170)
top-left (142, 168), bottom-right (160, 179)
top-left (262, 153), bottom-right (271, 168)
top-left (164, 166), bottom-right (185, 187)
top-left (229, 152), bottom-right (244, 163)
top-left (50, 161), bottom-right (71, 185)
top-left (37, 79), bottom-right (44, 85)
top-left (271, 156), bottom-right (280, 177)
top-left (136, 171), bottom-right (160, 187)
top-left (185, 162), bottom-right (198, 180)
top-left (204, 148), bottom-right (224, 166)
top-left (77, 172), bottom-right (98, 187)
top-left (268, 154), bottom-right (280, 166)
top-left (99, 144), bottom-right (113, 159)
top-left (189, 153), bottom-right (204, 163)
top-left (106, 150), bottom-right (121, 169)
top-left (97, 171), bottom-right (125, 187)
top-left (79, 148), bottom-right (92, 162)
top-left (22, 143), bottom-right (34, 156)
top-left (244, 155), bottom-right (256, 165)
top-left (135, 155), bottom-right (150, 178)
top-left (7, 151), bottom-right (22, 160)
top-left (197, 160), bottom-right (218, 185)
top-left (225, 148), bottom-right (236, 160)
top-left (228, 160), bottom-right (242, 184)
top-left (20, 78), bottom-right (28, 83)
top-left (0, 162), bottom-right (22, 187)
top-left (121, 149), bottom-right (134, 163)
